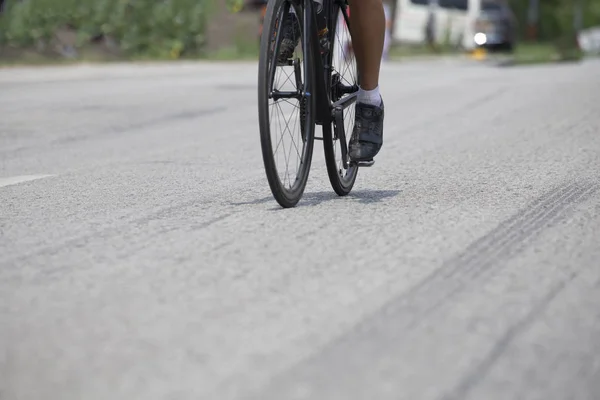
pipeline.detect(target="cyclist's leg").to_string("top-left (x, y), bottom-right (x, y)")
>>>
top-left (348, 0), bottom-right (385, 92)
top-left (277, 5), bottom-right (328, 63)
top-left (347, 0), bottom-right (386, 161)
top-left (277, 7), bottom-right (301, 63)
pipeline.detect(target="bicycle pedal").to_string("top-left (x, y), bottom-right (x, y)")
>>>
top-left (351, 160), bottom-right (375, 167)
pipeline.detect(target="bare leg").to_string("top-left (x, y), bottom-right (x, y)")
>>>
top-left (348, 0), bottom-right (386, 90)
top-left (347, 0), bottom-right (386, 162)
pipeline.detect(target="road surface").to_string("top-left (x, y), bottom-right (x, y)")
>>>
top-left (1, 58), bottom-right (600, 400)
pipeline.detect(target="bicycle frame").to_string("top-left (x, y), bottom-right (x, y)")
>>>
top-left (303, 0), bottom-right (330, 125)
top-left (266, 0), bottom-right (358, 165)
top-left (297, 0), bottom-right (357, 126)
top-left (259, 0), bottom-right (364, 207)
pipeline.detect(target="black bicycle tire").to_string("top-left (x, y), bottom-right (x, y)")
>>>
top-left (322, 2), bottom-right (359, 196)
top-left (258, 0), bottom-right (316, 208)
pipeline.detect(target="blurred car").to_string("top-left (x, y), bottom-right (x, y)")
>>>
top-left (578, 26), bottom-right (600, 55)
top-left (473, 0), bottom-right (517, 52)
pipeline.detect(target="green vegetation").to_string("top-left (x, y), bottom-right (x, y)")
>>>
top-left (0, 0), bottom-right (215, 62)
top-left (207, 42), bottom-right (259, 61)
top-left (508, 0), bottom-right (599, 62)
top-left (1, 0), bottom-right (599, 65)
top-left (511, 42), bottom-right (582, 65)
top-left (508, 0), bottom-right (600, 43)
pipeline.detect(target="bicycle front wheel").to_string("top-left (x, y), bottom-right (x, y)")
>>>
top-left (258, 0), bottom-right (316, 208)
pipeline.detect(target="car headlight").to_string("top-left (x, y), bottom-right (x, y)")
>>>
top-left (474, 32), bottom-right (487, 46)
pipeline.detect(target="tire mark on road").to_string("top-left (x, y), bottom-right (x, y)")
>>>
top-left (442, 270), bottom-right (579, 400)
top-left (251, 180), bottom-right (599, 399)
top-left (323, 181), bottom-right (598, 338)
top-left (389, 181), bottom-right (598, 330)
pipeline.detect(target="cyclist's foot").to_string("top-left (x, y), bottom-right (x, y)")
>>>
top-left (348, 97), bottom-right (385, 162)
top-left (277, 12), bottom-right (300, 64)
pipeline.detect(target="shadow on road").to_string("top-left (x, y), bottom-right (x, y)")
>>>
top-left (231, 189), bottom-right (402, 209)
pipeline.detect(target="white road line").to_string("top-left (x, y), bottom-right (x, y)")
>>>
top-left (0, 175), bottom-right (55, 188)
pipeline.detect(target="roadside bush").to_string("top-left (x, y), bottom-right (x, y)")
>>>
top-left (0, 0), bottom-right (213, 58)
top-left (509, 0), bottom-right (600, 43)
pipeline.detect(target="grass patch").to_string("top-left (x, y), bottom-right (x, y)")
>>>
top-left (203, 37), bottom-right (259, 61)
top-left (512, 41), bottom-right (583, 65)
top-left (0, 38), bottom-right (260, 68)
top-left (385, 41), bottom-right (585, 66)
top-left (0, 52), bottom-right (72, 67)
top-left (0, 48), bottom-right (147, 68)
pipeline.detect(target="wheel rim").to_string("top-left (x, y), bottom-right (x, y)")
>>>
top-left (265, 2), bottom-right (312, 195)
top-left (330, 8), bottom-right (358, 187)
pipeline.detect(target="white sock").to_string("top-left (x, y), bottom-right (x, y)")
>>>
top-left (357, 86), bottom-right (382, 106)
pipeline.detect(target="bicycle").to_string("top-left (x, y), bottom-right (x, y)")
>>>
top-left (257, 0), bottom-right (374, 208)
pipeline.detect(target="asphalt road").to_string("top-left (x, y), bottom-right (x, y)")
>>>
top-left (1, 57), bottom-right (600, 400)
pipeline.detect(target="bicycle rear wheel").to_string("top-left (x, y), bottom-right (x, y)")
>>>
top-left (322, 2), bottom-right (359, 196)
top-left (258, 0), bottom-right (316, 208)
